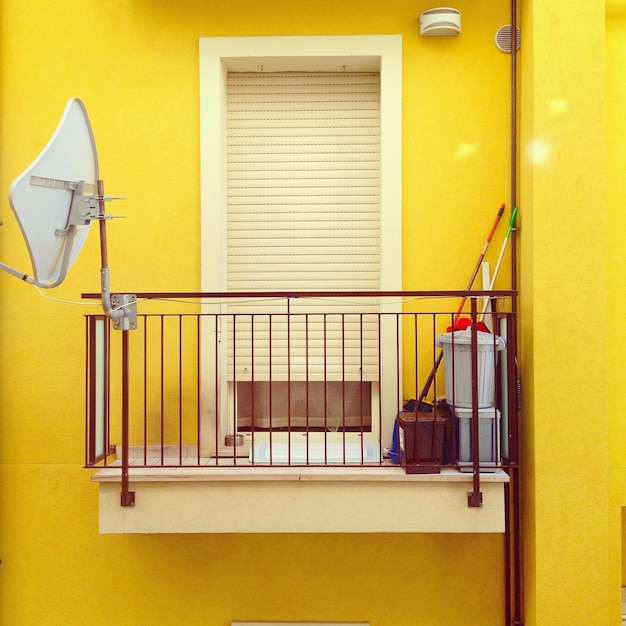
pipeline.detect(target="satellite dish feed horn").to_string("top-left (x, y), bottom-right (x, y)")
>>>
top-left (1, 98), bottom-right (135, 329)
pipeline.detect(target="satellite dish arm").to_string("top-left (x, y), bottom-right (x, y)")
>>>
top-left (100, 267), bottom-right (124, 320)
top-left (0, 261), bottom-right (36, 284)
top-left (42, 225), bottom-right (75, 288)
top-left (100, 268), bottom-right (118, 316)
top-left (0, 224), bottom-right (76, 288)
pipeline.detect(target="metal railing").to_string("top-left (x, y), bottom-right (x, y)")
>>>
top-left (84, 290), bottom-right (518, 502)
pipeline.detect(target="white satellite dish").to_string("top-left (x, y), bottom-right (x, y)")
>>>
top-left (5, 98), bottom-right (98, 287)
top-left (1, 98), bottom-right (134, 328)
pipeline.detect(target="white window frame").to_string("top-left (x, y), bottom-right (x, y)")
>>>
top-left (200, 35), bottom-right (402, 291)
top-left (199, 36), bottom-right (402, 455)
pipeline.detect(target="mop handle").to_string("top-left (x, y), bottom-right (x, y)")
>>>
top-left (416, 203), bottom-right (505, 406)
top-left (479, 205), bottom-right (518, 321)
top-left (453, 203), bottom-right (505, 323)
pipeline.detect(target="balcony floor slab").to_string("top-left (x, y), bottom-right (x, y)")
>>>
top-left (91, 464), bottom-right (509, 534)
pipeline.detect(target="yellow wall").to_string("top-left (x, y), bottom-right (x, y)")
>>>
top-left (0, 0), bottom-right (620, 624)
top-left (607, 0), bottom-right (626, 599)
top-left (520, 0), bottom-right (612, 623)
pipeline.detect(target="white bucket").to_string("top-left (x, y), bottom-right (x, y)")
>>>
top-left (435, 329), bottom-right (505, 408)
top-left (455, 407), bottom-right (501, 471)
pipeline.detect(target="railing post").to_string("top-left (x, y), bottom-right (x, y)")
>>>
top-left (120, 329), bottom-right (135, 507)
top-left (467, 297), bottom-right (483, 507)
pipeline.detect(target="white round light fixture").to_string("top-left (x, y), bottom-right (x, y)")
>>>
top-left (419, 7), bottom-right (461, 37)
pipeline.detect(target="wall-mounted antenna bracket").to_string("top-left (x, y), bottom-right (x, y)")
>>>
top-left (65, 180), bottom-right (124, 230)
top-left (26, 176), bottom-right (125, 234)
top-left (111, 294), bottom-right (137, 331)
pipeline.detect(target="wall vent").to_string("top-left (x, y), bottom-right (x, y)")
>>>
top-left (495, 24), bottom-right (521, 53)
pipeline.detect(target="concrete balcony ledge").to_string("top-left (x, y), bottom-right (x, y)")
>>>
top-left (91, 465), bottom-right (509, 534)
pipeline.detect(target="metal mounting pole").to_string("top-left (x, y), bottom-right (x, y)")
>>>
top-left (97, 180), bottom-right (137, 331)
top-left (96, 180), bottom-right (135, 506)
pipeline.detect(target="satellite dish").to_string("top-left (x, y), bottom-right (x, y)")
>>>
top-left (2, 98), bottom-right (134, 328)
top-left (5, 98), bottom-right (98, 287)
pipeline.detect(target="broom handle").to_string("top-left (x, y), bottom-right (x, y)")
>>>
top-left (479, 206), bottom-right (518, 321)
top-left (416, 204), bottom-right (505, 407)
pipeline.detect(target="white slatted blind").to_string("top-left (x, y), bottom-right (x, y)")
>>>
top-left (226, 72), bottom-right (382, 382)
top-left (227, 71), bottom-right (380, 291)
top-left (227, 72), bottom-right (380, 380)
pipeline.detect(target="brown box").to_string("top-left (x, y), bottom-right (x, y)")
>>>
top-left (397, 412), bottom-right (447, 474)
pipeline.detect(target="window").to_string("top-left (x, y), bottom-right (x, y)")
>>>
top-left (199, 36), bottom-right (402, 457)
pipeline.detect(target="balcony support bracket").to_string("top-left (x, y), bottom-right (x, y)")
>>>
top-left (121, 489), bottom-right (135, 507)
top-left (467, 489), bottom-right (483, 508)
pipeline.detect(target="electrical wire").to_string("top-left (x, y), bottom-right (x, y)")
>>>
top-left (33, 288), bottom-right (512, 313)
top-left (34, 285), bottom-right (149, 312)
top-left (34, 286), bottom-right (99, 306)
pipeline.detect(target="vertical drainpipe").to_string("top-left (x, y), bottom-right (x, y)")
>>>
top-left (508, 0), bottom-right (524, 624)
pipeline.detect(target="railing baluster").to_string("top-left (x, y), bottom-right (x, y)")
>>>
top-left (178, 316), bottom-right (182, 465)
top-left (250, 313), bottom-right (255, 464)
top-left (287, 304), bottom-right (292, 464)
top-left (468, 298), bottom-right (483, 507)
top-left (305, 313), bottom-right (310, 465)
top-left (323, 313), bottom-right (328, 465)
top-left (160, 315), bottom-right (165, 465)
top-left (196, 314), bottom-right (201, 465)
top-left (359, 313), bottom-right (365, 464)
top-left (268, 314), bottom-right (273, 465)
top-left (232, 313), bottom-right (237, 466)
top-left (341, 312), bottom-right (346, 464)
top-left (214, 314), bottom-right (219, 465)
top-left (120, 329), bottom-right (135, 507)
top-left (372, 313), bottom-right (380, 458)
top-left (142, 317), bottom-right (147, 466)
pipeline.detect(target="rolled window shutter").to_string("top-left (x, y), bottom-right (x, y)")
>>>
top-left (226, 72), bottom-right (381, 381)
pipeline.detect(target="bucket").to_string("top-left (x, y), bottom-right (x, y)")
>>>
top-left (397, 412), bottom-right (447, 474)
top-left (435, 329), bottom-right (505, 408)
top-left (455, 406), bottom-right (501, 471)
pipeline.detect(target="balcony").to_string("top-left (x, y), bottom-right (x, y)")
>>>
top-left (84, 290), bottom-right (518, 534)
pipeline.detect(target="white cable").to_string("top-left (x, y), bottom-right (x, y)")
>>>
top-left (34, 285), bottom-right (148, 311)
top-left (34, 286), bottom-right (98, 306)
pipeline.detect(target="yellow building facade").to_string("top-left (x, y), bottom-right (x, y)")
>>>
top-left (0, 0), bottom-right (622, 624)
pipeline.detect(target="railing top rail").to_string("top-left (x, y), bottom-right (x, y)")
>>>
top-left (81, 289), bottom-right (516, 301)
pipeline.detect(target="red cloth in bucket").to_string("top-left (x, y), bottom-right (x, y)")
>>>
top-left (447, 317), bottom-right (490, 333)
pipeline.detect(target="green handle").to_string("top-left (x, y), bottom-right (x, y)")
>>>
top-left (508, 206), bottom-right (519, 234)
